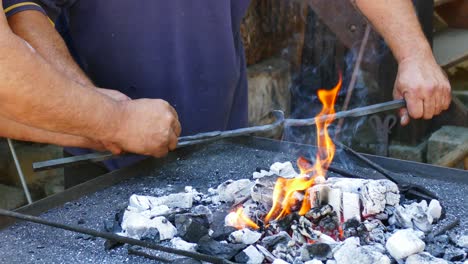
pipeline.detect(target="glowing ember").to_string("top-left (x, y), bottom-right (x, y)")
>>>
top-left (265, 75), bottom-right (342, 223)
top-left (226, 207), bottom-right (260, 230)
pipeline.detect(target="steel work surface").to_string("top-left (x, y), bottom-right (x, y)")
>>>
top-left (0, 137), bottom-right (467, 263)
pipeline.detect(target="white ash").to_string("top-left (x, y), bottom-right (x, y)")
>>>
top-left (272, 259), bottom-right (290, 264)
top-left (251, 177), bottom-right (276, 208)
top-left (342, 192), bottom-right (361, 222)
top-left (389, 200), bottom-right (439, 233)
top-left (386, 228), bottom-right (426, 260)
top-left (256, 244), bottom-right (276, 262)
top-left (236, 245), bottom-right (265, 264)
top-left (406, 252), bottom-right (448, 264)
top-left (253, 161), bottom-right (298, 179)
top-left (454, 234), bottom-right (468, 249)
top-left (170, 237), bottom-right (197, 252)
top-left (229, 228), bottom-right (262, 245)
top-left (333, 237), bottom-right (391, 264)
top-left (216, 179), bottom-right (254, 203)
top-left (120, 211), bottom-right (177, 240)
top-left (427, 200), bottom-right (442, 224)
top-left (129, 193), bottom-right (193, 210)
top-left (304, 260), bottom-right (323, 264)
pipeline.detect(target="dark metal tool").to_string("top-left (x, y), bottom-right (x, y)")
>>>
top-left (0, 209), bottom-right (234, 264)
top-left (285, 99), bottom-right (405, 127)
top-left (33, 110), bottom-right (285, 171)
top-left (33, 99), bottom-right (405, 172)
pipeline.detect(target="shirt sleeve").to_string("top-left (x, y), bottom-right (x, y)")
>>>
top-left (3, 1), bottom-right (47, 18)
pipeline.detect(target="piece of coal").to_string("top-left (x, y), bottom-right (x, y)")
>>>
top-left (211, 225), bottom-right (238, 241)
top-left (300, 243), bottom-right (331, 261)
top-left (261, 231), bottom-right (291, 250)
top-left (175, 214), bottom-right (210, 243)
top-left (141, 228), bottom-right (161, 243)
top-left (197, 235), bottom-right (247, 260)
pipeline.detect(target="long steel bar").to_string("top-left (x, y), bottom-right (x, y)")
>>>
top-left (285, 99), bottom-right (405, 126)
top-left (33, 100), bottom-right (404, 172)
top-left (0, 209), bottom-right (233, 264)
top-left (7, 139), bottom-right (33, 204)
top-left (33, 110), bottom-right (285, 171)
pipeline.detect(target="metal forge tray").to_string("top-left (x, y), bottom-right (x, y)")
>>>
top-left (0, 137), bottom-right (467, 264)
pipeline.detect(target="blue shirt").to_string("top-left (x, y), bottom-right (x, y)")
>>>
top-left (4, 0), bottom-right (251, 170)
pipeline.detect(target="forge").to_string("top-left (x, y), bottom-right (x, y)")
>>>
top-left (0, 138), bottom-right (467, 264)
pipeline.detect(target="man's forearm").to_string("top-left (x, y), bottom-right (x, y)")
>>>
top-left (0, 15), bottom-right (123, 142)
top-left (7, 10), bottom-right (92, 86)
top-left (354, 0), bottom-right (433, 63)
top-left (0, 115), bottom-right (104, 149)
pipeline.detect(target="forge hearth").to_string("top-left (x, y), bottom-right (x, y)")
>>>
top-left (109, 161), bottom-right (466, 264)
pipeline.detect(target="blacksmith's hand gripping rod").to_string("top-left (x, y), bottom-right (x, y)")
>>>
top-left (33, 99), bottom-right (405, 171)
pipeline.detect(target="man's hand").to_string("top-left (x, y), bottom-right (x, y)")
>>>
top-left (110, 99), bottom-right (181, 157)
top-left (393, 51), bottom-right (451, 126)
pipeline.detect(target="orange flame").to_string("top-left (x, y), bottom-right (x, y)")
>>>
top-left (226, 207), bottom-right (260, 230)
top-left (264, 75), bottom-right (342, 223)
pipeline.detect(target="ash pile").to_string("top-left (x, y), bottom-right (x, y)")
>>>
top-left (105, 161), bottom-right (467, 264)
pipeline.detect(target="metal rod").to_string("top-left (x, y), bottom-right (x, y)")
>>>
top-left (33, 110), bottom-right (285, 172)
top-left (0, 209), bottom-right (233, 264)
top-left (7, 139), bottom-right (32, 204)
top-left (285, 99), bottom-right (405, 127)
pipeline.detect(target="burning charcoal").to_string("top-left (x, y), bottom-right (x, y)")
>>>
top-left (291, 223), bottom-right (307, 245)
top-left (229, 228), bottom-right (262, 245)
top-left (253, 162), bottom-right (298, 179)
top-left (234, 245), bottom-right (265, 264)
top-left (360, 180), bottom-right (399, 216)
top-left (342, 192), bottom-right (361, 222)
top-left (307, 184), bottom-right (331, 208)
top-left (261, 231), bottom-right (292, 250)
top-left (170, 237), bottom-right (197, 252)
top-left (129, 193), bottom-right (194, 210)
top-left (191, 205), bottom-right (213, 224)
top-left (328, 188), bottom-right (342, 218)
top-left (217, 179), bottom-right (254, 204)
top-left (334, 237), bottom-right (390, 264)
top-left (197, 235), bottom-right (247, 260)
top-left (406, 252), bottom-right (448, 264)
top-left (300, 243), bottom-right (331, 261)
top-left (251, 177), bottom-right (276, 208)
top-left (427, 200), bottom-right (442, 224)
top-left (141, 228), bottom-right (160, 243)
top-left (325, 261), bottom-right (336, 264)
top-left (256, 244), bottom-right (276, 262)
top-left (385, 228), bottom-right (426, 260)
top-left (174, 214), bottom-right (209, 243)
top-left (121, 211), bottom-right (177, 240)
top-left (389, 201), bottom-right (433, 233)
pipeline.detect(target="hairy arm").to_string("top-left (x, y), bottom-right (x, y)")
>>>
top-left (354, 0), bottom-right (451, 125)
top-left (0, 115), bottom-right (105, 149)
top-left (7, 9), bottom-right (92, 86)
top-left (0, 7), bottom-right (122, 143)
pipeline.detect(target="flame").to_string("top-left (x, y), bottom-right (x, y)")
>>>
top-left (226, 207), bottom-right (260, 230)
top-left (264, 75), bottom-right (342, 223)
